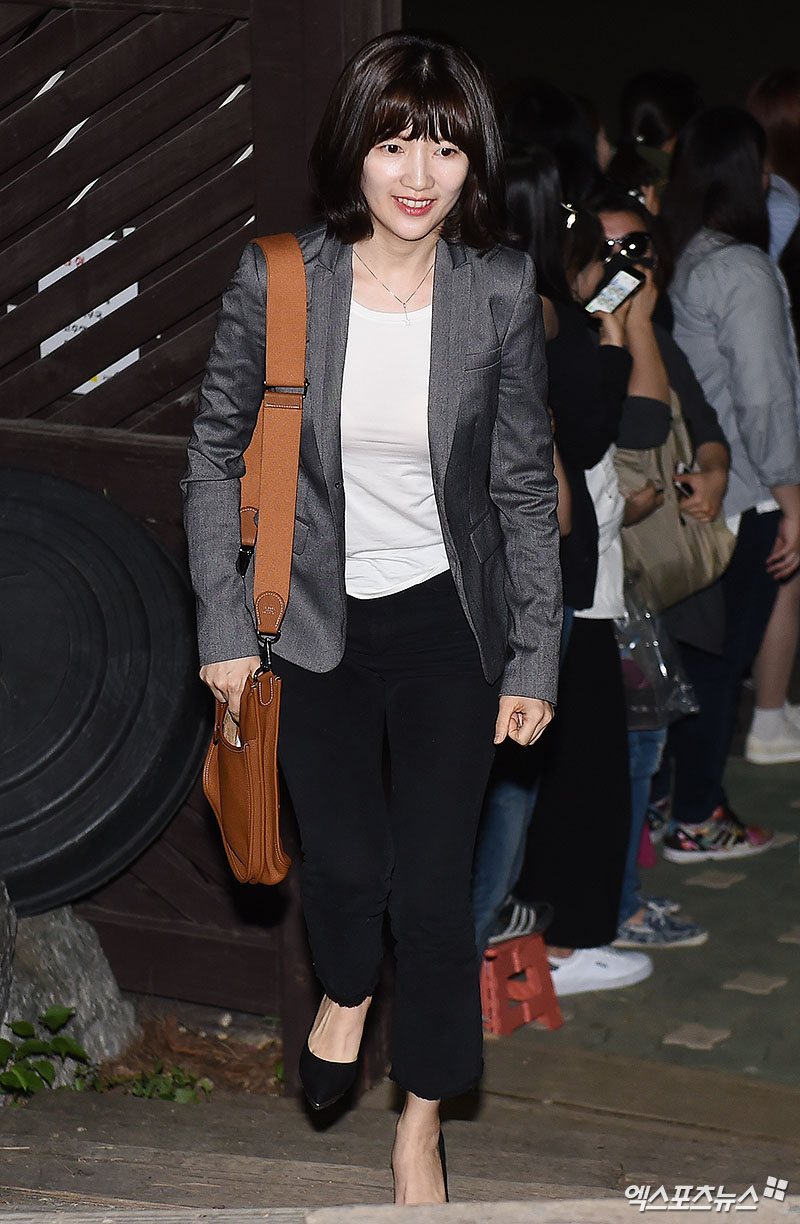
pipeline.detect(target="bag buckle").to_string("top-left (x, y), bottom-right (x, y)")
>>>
top-left (264, 380), bottom-right (308, 398)
top-left (236, 544), bottom-right (254, 575)
top-left (255, 631), bottom-right (280, 676)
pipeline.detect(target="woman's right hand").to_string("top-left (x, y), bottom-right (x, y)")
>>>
top-left (200, 655), bottom-right (261, 721)
top-left (596, 298), bottom-right (631, 348)
top-left (766, 514), bottom-right (800, 581)
top-left (627, 265), bottom-right (659, 325)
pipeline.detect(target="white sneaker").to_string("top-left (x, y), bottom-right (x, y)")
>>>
top-left (745, 713), bottom-right (800, 764)
top-left (546, 946), bottom-right (653, 996)
top-left (783, 703), bottom-right (800, 731)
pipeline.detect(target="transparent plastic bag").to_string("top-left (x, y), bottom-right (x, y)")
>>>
top-left (614, 580), bottom-right (699, 730)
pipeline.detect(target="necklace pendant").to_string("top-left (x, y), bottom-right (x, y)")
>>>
top-left (403, 307), bottom-right (411, 326)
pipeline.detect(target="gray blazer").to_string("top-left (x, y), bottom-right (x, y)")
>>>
top-left (183, 224), bottom-right (562, 701)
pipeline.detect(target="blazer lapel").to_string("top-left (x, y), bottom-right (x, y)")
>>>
top-left (428, 239), bottom-right (471, 489)
top-left (306, 231), bottom-right (351, 510)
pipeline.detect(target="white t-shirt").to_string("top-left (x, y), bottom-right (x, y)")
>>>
top-left (340, 299), bottom-right (449, 598)
top-left (575, 446), bottom-right (626, 620)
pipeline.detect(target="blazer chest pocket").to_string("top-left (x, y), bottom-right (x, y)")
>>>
top-left (469, 511), bottom-right (503, 563)
top-left (464, 346), bottom-right (501, 372)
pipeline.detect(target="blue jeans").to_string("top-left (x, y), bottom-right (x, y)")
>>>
top-left (618, 726), bottom-right (667, 925)
top-left (472, 608), bottom-right (574, 955)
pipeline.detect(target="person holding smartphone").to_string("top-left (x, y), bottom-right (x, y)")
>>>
top-left (589, 191), bottom-right (730, 949)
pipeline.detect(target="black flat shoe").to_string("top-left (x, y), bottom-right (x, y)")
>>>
top-left (298, 1040), bottom-right (358, 1110)
top-left (438, 1131), bottom-right (449, 1202)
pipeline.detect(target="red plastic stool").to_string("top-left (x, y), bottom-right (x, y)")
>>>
top-left (480, 933), bottom-right (563, 1036)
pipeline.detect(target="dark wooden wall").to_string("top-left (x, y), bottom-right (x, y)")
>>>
top-left (1, 0), bottom-right (400, 542)
top-left (0, 0), bottom-right (399, 1093)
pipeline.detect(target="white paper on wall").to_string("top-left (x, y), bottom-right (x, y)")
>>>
top-left (38, 231), bottom-right (138, 395)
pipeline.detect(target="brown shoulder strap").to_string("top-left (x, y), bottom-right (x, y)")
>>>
top-left (239, 234), bottom-right (307, 644)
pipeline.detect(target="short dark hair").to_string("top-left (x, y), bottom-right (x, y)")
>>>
top-left (310, 31), bottom-right (507, 251)
top-left (501, 78), bottom-right (602, 204)
top-left (504, 148), bottom-right (572, 304)
top-left (619, 69), bottom-right (702, 148)
top-left (747, 68), bottom-right (800, 194)
top-left (661, 107), bottom-right (769, 257)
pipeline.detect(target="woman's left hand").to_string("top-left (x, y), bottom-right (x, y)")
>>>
top-left (675, 468), bottom-right (727, 523)
top-left (494, 696), bottom-right (554, 746)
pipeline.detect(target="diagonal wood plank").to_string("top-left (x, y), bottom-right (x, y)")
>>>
top-left (5, 0), bottom-right (248, 12)
top-left (0, 11), bottom-right (228, 172)
top-left (1, 90), bottom-right (250, 301)
top-left (1, 226), bottom-right (248, 419)
top-left (0, 5), bottom-right (46, 43)
top-left (0, 9), bottom-right (132, 113)
top-left (0, 157), bottom-right (252, 365)
top-left (0, 22), bottom-right (249, 241)
top-left (49, 313), bottom-right (217, 432)
top-left (43, 307), bottom-right (216, 429)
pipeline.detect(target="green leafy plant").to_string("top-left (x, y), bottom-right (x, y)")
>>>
top-left (107, 1059), bottom-right (212, 1103)
top-left (1, 1007), bottom-right (214, 1104)
top-left (0, 1006), bottom-right (88, 1099)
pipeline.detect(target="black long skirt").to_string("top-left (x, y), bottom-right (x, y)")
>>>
top-left (514, 616), bottom-right (631, 949)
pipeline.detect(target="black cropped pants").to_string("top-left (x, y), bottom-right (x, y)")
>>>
top-left (273, 570), bottom-right (499, 1100)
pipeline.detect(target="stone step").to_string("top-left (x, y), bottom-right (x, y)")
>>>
top-left (0, 1199), bottom-right (798, 1223)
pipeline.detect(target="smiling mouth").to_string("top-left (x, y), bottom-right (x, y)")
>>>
top-left (395, 197), bottom-right (436, 214)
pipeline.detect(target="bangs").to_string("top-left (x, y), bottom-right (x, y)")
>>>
top-left (310, 31), bottom-right (509, 250)
top-left (368, 80), bottom-right (480, 160)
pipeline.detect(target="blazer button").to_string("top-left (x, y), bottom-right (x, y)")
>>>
top-left (334, 480), bottom-right (342, 489)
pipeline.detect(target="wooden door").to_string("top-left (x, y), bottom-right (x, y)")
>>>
top-left (0, 0), bottom-right (399, 1094)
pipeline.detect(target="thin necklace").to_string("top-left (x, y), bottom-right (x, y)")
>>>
top-left (353, 248), bottom-right (435, 325)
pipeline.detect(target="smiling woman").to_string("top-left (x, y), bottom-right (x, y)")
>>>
top-left (310, 35), bottom-right (506, 252)
top-left (182, 30), bottom-right (562, 1206)
top-left (360, 136), bottom-right (468, 244)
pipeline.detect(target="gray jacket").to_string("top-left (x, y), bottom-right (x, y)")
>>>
top-left (182, 225), bottom-right (562, 701)
top-left (669, 228), bottom-right (800, 517)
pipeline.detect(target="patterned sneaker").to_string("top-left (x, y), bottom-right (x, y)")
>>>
top-left (487, 896), bottom-right (553, 944)
top-left (646, 797), bottom-right (670, 844)
top-left (614, 909), bottom-right (708, 948)
top-left (662, 805), bottom-right (774, 863)
top-left (639, 894), bottom-right (681, 915)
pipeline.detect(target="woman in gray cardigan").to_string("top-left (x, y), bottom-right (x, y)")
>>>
top-left (661, 107), bottom-right (800, 862)
top-left (183, 32), bottom-right (561, 1204)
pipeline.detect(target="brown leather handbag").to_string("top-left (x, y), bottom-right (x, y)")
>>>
top-left (202, 233), bottom-right (306, 885)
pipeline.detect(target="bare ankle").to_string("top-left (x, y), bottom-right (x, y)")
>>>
top-left (308, 995), bottom-right (371, 1063)
top-left (392, 1096), bottom-right (444, 1206)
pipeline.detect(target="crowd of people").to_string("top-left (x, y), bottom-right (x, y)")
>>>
top-left (473, 66), bottom-right (800, 997)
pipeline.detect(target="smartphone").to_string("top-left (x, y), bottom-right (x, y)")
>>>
top-left (584, 254), bottom-right (646, 315)
top-left (674, 461), bottom-right (693, 499)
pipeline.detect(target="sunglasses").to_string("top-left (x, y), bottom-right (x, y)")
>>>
top-left (602, 231), bottom-right (653, 262)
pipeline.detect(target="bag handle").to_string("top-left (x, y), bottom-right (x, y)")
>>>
top-left (238, 234), bottom-right (307, 663)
